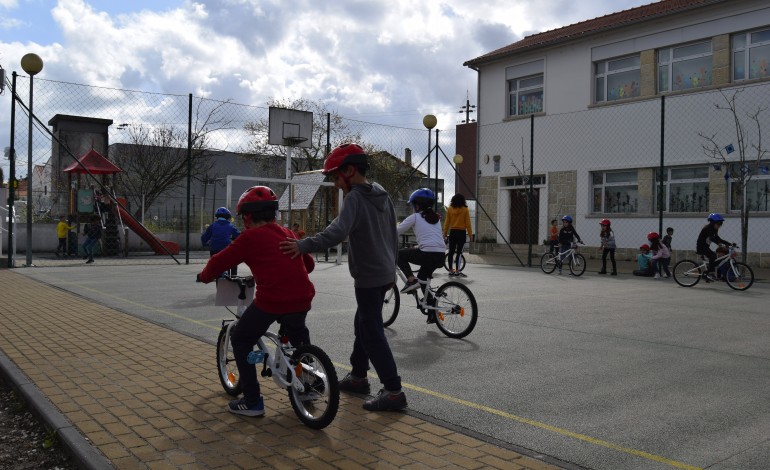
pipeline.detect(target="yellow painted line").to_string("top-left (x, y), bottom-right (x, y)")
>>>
top-left (47, 277), bottom-right (701, 470)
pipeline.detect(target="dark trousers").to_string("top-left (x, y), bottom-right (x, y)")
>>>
top-left (397, 248), bottom-right (444, 280)
top-left (601, 248), bottom-right (616, 273)
top-left (83, 238), bottom-right (99, 259)
top-left (231, 304), bottom-right (309, 403)
top-left (57, 237), bottom-right (67, 254)
top-left (446, 229), bottom-right (466, 271)
top-left (652, 257), bottom-right (671, 276)
top-left (699, 249), bottom-right (717, 273)
top-left (350, 285), bottom-right (401, 392)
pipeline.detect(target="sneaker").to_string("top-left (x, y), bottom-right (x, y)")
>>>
top-left (363, 389), bottom-right (407, 412)
top-left (558, 269), bottom-right (562, 275)
top-left (400, 279), bottom-right (420, 293)
top-left (448, 271), bottom-right (457, 277)
top-left (228, 397), bottom-right (265, 417)
top-left (654, 273), bottom-right (661, 279)
top-left (339, 373), bottom-right (371, 394)
top-left (598, 270), bottom-right (607, 275)
top-left (611, 272), bottom-right (618, 276)
top-left (426, 312), bottom-right (437, 324)
top-left (456, 272), bottom-right (467, 278)
top-left (86, 258), bottom-right (94, 264)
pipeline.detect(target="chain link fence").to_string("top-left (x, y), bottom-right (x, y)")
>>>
top-left (476, 81), bottom-right (770, 269)
top-left (2, 73), bottom-right (459, 267)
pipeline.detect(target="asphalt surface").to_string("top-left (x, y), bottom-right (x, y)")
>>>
top-left (10, 256), bottom-right (770, 470)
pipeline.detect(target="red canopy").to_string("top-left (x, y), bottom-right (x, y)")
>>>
top-left (62, 149), bottom-right (123, 174)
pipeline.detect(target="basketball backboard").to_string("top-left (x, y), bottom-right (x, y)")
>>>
top-left (268, 107), bottom-right (313, 148)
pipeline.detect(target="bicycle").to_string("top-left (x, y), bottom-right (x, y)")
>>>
top-left (382, 266), bottom-right (478, 339)
top-left (672, 245), bottom-right (754, 291)
top-left (444, 241), bottom-right (467, 274)
top-left (212, 275), bottom-right (340, 429)
top-left (540, 242), bottom-right (586, 276)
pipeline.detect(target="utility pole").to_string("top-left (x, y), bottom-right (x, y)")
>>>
top-left (458, 92), bottom-right (476, 124)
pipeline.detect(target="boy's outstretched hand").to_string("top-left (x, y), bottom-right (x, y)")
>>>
top-left (280, 238), bottom-right (301, 259)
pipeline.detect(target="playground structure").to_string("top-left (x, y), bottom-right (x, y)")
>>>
top-left (62, 148), bottom-right (179, 257)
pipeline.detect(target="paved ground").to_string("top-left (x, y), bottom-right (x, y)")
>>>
top-left (0, 267), bottom-right (565, 470)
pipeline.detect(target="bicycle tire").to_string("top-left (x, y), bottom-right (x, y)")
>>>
top-left (569, 254), bottom-right (586, 276)
top-left (433, 281), bottom-right (478, 339)
top-left (673, 260), bottom-right (701, 287)
top-left (382, 285), bottom-right (400, 327)
top-left (540, 253), bottom-right (557, 274)
top-left (216, 325), bottom-right (241, 396)
top-left (725, 262), bottom-right (754, 291)
top-left (288, 344), bottom-right (340, 430)
top-left (444, 253), bottom-right (466, 272)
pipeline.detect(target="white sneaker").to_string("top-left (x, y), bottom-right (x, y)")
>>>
top-left (654, 273), bottom-right (661, 279)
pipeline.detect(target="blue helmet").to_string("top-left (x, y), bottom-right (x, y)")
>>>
top-left (562, 215), bottom-right (573, 223)
top-left (707, 213), bottom-right (724, 223)
top-left (408, 188), bottom-right (435, 205)
top-left (215, 207), bottom-right (232, 219)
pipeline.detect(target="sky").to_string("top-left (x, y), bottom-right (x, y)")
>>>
top-left (0, 0), bottom-right (655, 180)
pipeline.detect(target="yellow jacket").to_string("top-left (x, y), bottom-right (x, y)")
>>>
top-left (443, 206), bottom-right (472, 238)
top-left (56, 221), bottom-right (74, 238)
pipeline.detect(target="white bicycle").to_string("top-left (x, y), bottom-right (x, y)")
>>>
top-left (672, 245), bottom-right (754, 291)
top-left (382, 266), bottom-right (478, 339)
top-left (212, 275), bottom-right (340, 429)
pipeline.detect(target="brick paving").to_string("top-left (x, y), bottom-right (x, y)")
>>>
top-left (0, 269), bottom-right (562, 469)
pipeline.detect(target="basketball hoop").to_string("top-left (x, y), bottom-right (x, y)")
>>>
top-left (284, 136), bottom-right (308, 146)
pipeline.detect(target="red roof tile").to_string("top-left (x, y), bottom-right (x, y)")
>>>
top-left (464, 0), bottom-right (727, 67)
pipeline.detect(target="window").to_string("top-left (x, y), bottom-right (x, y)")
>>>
top-left (594, 55), bottom-right (640, 102)
top-left (655, 166), bottom-right (710, 212)
top-left (506, 59), bottom-right (544, 117)
top-left (658, 40), bottom-right (713, 92)
top-left (729, 162), bottom-right (770, 211)
top-left (509, 75), bottom-right (543, 116)
top-left (592, 171), bottom-right (639, 213)
top-left (504, 175), bottom-right (545, 187)
top-left (733, 28), bottom-right (770, 81)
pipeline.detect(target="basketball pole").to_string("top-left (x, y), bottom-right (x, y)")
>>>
top-left (286, 144), bottom-right (293, 228)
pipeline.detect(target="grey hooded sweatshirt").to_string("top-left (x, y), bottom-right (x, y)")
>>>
top-left (297, 183), bottom-right (398, 288)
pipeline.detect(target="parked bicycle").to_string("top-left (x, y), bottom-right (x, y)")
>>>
top-left (540, 242), bottom-right (586, 276)
top-left (213, 275), bottom-right (340, 429)
top-left (672, 245), bottom-right (754, 291)
top-left (382, 266), bottom-right (478, 339)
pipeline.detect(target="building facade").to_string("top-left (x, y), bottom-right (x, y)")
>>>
top-left (465, 0), bottom-right (770, 260)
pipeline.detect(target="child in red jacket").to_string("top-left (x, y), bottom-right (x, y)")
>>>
top-left (197, 186), bottom-right (315, 417)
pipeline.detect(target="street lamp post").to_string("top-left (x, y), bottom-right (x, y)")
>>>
top-left (20, 53), bottom-right (43, 267)
top-left (423, 115), bottom-right (437, 207)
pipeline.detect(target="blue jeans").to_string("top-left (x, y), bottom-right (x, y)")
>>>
top-left (83, 238), bottom-right (99, 258)
top-left (350, 285), bottom-right (401, 392)
top-left (231, 304), bottom-right (309, 404)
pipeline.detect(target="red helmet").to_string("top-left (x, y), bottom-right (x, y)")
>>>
top-left (599, 218), bottom-right (611, 226)
top-left (236, 186), bottom-right (278, 214)
top-left (323, 143), bottom-right (368, 175)
top-left (640, 244), bottom-right (650, 251)
top-left (647, 231), bottom-right (660, 241)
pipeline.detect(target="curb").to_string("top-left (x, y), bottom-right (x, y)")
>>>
top-left (0, 352), bottom-right (114, 470)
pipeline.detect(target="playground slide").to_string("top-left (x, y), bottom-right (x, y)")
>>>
top-left (114, 203), bottom-right (179, 255)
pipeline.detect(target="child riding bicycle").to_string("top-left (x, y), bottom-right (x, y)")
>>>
top-left (197, 185), bottom-right (315, 417)
top-left (397, 188), bottom-right (445, 322)
top-left (696, 213), bottom-right (733, 282)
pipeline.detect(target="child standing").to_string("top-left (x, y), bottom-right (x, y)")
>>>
top-left (557, 215), bottom-right (583, 274)
top-left (548, 219), bottom-right (559, 255)
top-left (648, 232), bottom-right (671, 279)
top-left (55, 215), bottom-right (74, 257)
top-left (280, 143), bottom-right (406, 412)
top-left (443, 193), bottom-right (473, 277)
top-left (597, 219), bottom-right (617, 275)
top-left (82, 215), bottom-right (102, 264)
top-left (197, 186), bottom-right (315, 417)
top-left (201, 207), bottom-right (240, 276)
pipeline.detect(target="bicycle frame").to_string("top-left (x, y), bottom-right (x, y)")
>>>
top-left (395, 267), bottom-right (440, 313)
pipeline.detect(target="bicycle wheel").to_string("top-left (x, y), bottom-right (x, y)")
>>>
top-left (725, 262), bottom-right (754, 291)
top-left (444, 253), bottom-right (466, 272)
top-left (382, 284), bottom-right (400, 327)
top-left (540, 253), bottom-right (557, 274)
top-left (569, 254), bottom-right (586, 276)
top-left (288, 344), bottom-right (340, 430)
top-left (673, 260), bottom-right (702, 287)
top-left (216, 324), bottom-right (241, 396)
top-left (433, 281), bottom-right (478, 339)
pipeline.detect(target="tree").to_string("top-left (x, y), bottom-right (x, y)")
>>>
top-left (243, 98), bottom-right (364, 174)
top-left (112, 100), bottom-right (234, 219)
top-left (699, 88), bottom-right (769, 261)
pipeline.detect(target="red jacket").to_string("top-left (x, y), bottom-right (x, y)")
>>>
top-left (198, 223), bottom-right (315, 314)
